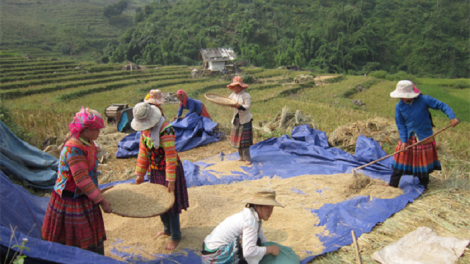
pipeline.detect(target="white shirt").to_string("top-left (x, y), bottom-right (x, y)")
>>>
top-left (229, 90), bottom-right (253, 125)
top-left (204, 208), bottom-right (268, 264)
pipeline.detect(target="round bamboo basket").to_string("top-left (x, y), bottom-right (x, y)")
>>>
top-left (204, 93), bottom-right (237, 107)
top-left (102, 183), bottom-right (174, 218)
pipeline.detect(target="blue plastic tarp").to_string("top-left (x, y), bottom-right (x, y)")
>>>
top-left (1, 124), bottom-right (423, 264)
top-left (0, 121), bottom-right (58, 189)
top-left (115, 131), bottom-right (141, 158)
top-left (171, 113), bottom-right (224, 152)
top-left (115, 113), bottom-right (224, 158)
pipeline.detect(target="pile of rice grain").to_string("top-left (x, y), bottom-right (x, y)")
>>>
top-left (103, 182), bottom-right (174, 218)
top-left (200, 157), bottom-right (254, 178)
top-left (104, 173), bottom-right (403, 261)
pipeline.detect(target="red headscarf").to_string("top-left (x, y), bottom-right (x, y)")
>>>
top-left (177, 89), bottom-right (188, 107)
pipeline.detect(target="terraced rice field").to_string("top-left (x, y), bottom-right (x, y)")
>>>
top-left (1, 55), bottom-right (325, 148)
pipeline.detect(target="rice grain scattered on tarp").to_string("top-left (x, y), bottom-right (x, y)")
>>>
top-left (103, 182), bottom-right (174, 218)
top-left (104, 174), bottom-right (403, 261)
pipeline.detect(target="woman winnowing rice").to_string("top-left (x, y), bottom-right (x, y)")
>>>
top-left (131, 102), bottom-right (189, 251)
top-left (201, 188), bottom-right (283, 264)
top-left (227, 76), bottom-right (253, 166)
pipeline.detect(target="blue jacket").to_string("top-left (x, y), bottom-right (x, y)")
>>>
top-left (177, 97), bottom-right (203, 118)
top-left (395, 94), bottom-right (455, 143)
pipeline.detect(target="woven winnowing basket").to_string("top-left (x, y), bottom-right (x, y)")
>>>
top-left (205, 93), bottom-right (237, 107)
top-left (102, 183), bottom-right (175, 218)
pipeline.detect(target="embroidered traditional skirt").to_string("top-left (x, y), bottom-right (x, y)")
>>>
top-left (392, 136), bottom-right (441, 177)
top-left (200, 104), bottom-right (211, 120)
top-left (148, 162), bottom-right (189, 214)
top-left (201, 237), bottom-right (241, 264)
top-left (41, 191), bottom-right (106, 252)
top-left (230, 118), bottom-right (253, 149)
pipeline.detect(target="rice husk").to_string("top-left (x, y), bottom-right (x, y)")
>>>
top-left (104, 173), bottom-right (403, 261)
top-left (103, 182), bottom-right (174, 218)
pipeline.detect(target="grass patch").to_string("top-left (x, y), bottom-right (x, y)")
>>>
top-left (418, 84), bottom-right (470, 123)
top-left (417, 78), bottom-right (470, 89)
top-left (341, 78), bottom-right (381, 98)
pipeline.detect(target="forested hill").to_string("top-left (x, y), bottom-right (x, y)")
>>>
top-left (103, 0), bottom-right (469, 78)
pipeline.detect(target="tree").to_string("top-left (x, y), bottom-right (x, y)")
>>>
top-left (103, 0), bottom-right (128, 18)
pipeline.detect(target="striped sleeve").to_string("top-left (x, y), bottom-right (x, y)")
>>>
top-left (67, 148), bottom-right (103, 203)
top-left (161, 130), bottom-right (178, 182)
top-left (135, 132), bottom-right (150, 177)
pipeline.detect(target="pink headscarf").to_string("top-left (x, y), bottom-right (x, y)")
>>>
top-left (177, 89), bottom-right (188, 107)
top-left (68, 107), bottom-right (105, 137)
top-left (412, 83), bottom-right (421, 94)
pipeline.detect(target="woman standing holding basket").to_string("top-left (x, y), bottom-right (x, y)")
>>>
top-left (131, 102), bottom-right (189, 251)
top-left (228, 76), bottom-right (253, 165)
top-left (42, 107), bottom-right (111, 255)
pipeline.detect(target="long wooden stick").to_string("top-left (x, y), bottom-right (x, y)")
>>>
top-left (352, 124), bottom-right (452, 176)
top-left (351, 230), bottom-right (362, 264)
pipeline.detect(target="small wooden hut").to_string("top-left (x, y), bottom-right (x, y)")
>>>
top-left (198, 48), bottom-right (236, 71)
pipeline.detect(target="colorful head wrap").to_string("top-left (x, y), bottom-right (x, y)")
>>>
top-left (68, 107), bottom-right (105, 137)
top-left (177, 89), bottom-right (188, 107)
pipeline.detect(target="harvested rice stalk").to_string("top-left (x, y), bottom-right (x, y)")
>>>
top-left (328, 117), bottom-right (399, 152)
top-left (255, 106), bottom-right (317, 134)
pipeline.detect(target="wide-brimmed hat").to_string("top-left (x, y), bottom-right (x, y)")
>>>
top-left (390, 80), bottom-right (420, 99)
top-left (144, 89), bottom-right (165, 105)
top-left (227, 76), bottom-right (248, 90)
top-left (131, 102), bottom-right (162, 131)
top-left (242, 188), bottom-right (284, 208)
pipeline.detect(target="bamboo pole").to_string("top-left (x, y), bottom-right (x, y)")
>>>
top-left (351, 230), bottom-right (362, 264)
top-left (352, 124), bottom-right (453, 176)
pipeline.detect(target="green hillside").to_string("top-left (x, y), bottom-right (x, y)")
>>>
top-left (104, 0), bottom-right (469, 78)
top-left (0, 0), bottom-right (153, 59)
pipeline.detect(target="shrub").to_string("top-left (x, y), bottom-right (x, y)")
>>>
top-left (451, 80), bottom-right (470, 89)
top-left (385, 71), bottom-right (417, 82)
top-left (243, 75), bottom-right (255, 84)
top-left (369, 70), bottom-right (387, 79)
top-left (347, 69), bottom-right (358, 75)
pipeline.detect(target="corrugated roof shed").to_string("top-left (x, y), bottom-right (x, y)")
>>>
top-left (198, 48), bottom-right (237, 62)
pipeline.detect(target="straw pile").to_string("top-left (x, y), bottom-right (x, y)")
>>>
top-left (103, 173), bottom-right (403, 261)
top-left (328, 117), bottom-right (399, 152)
top-left (255, 106), bottom-right (317, 135)
top-left (103, 183), bottom-right (174, 218)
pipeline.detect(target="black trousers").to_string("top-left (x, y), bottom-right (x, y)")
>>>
top-left (389, 171), bottom-right (429, 189)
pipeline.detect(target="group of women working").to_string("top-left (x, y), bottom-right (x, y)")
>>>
top-left (41, 77), bottom-right (458, 263)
